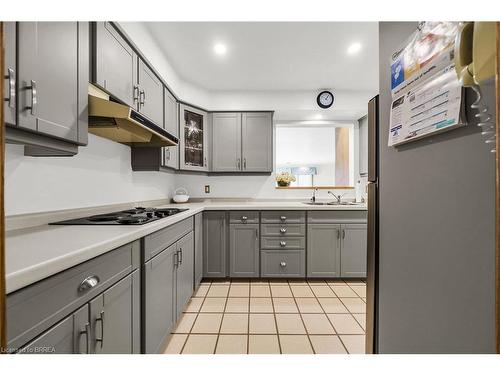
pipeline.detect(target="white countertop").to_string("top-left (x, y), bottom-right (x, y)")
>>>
top-left (5, 200), bottom-right (366, 294)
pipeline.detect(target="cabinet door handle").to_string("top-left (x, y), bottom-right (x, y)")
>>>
top-left (174, 250), bottom-right (179, 267)
top-left (243, 158), bottom-right (247, 169)
top-left (279, 241), bottom-right (286, 247)
top-left (342, 229), bottom-right (346, 239)
top-left (237, 158), bottom-right (241, 169)
top-left (95, 310), bottom-right (105, 349)
top-left (79, 322), bottom-right (91, 354)
top-left (139, 90), bottom-right (145, 106)
top-left (26, 80), bottom-right (37, 115)
top-left (204, 157), bottom-right (207, 167)
top-left (178, 248), bottom-right (183, 265)
top-left (280, 228), bottom-right (287, 234)
top-left (133, 85), bottom-right (139, 103)
top-left (280, 261), bottom-right (287, 268)
top-left (78, 275), bottom-right (100, 293)
top-left (255, 228), bottom-right (258, 239)
top-left (5, 68), bottom-right (15, 108)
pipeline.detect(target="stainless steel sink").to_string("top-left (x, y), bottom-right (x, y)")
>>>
top-left (303, 201), bottom-right (361, 206)
top-left (303, 202), bottom-right (330, 205)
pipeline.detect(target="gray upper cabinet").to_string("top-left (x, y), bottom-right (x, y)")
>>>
top-left (340, 224), bottom-right (367, 278)
top-left (8, 22), bottom-right (88, 155)
top-left (212, 113), bottom-right (242, 172)
top-left (144, 244), bottom-right (176, 354)
top-left (4, 22), bottom-right (16, 126)
top-left (179, 104), bottom-right (209, 171)
top-left (94, 22), bottom-right (137, 108)
top-left (307, 224), bottom-right (341, 278)
top-left (203, 211), bottom-right (227, 278)
top-left (194, 213), bottom-right (203, 288)
top-left (137, 59), bottom-right (163, 125)
top-left (20, 305), bottom-right (89, 354)
top-left (175, 232), bottom-right (195, 318)
top-left (229, 224), bottom-right (260, 278)
top-left (163, 88), bottom-right (179, 170)
top-left (241, 112), bottom-right (273, 172)
top-left (90, 271), bottom-right (140, 354)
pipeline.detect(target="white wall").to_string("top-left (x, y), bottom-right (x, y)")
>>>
top-left (5, 134), bottom-right (176, 216)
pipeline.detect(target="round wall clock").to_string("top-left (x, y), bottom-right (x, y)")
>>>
top-left (317, 90), bottom-right (334, 109)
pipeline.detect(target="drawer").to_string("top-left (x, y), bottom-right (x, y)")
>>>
top-left (261, 211), bottom-right (305, 224)
top-left (7, 240), bottom-right (139, 350)
top-left (229, 211), bottom-right (259, 224)
top-left (261, 236), bottom-right (305, 250)
top-left (261, 224), bottom-right (305, 237)
top-left (307, 210), bottom-right (367, 224)
top-left (144, 217), bottom-right (193, 261)
top-left (261, 250), bottom-right (305, 278)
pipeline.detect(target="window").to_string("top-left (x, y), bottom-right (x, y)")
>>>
top-left (275, 124), bottom-right (354, 188)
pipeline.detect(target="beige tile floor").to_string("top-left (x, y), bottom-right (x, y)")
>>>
top-left (164, 278), bottom-right (366, 354)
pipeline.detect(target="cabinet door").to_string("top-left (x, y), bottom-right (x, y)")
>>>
top-left (4, 22), bottom-right (16, 126)
top-left (90, 272), bottom-right (140, 354)
top-left (163, 90), bottom-right (179, 169)
top-left (229, 224), bottom-right (260, 277)
top-left (203, 211), bottom-right (227, 278)
top-left (17, 22), bottom-right (83, 142)
top-left (176, 232), bottom-right (195, 318)
top-left (241, 112), bottom-right (272, 172)
top-left (341, 224), bottom-right (367, 278)
top-left (194, 213), bottom-right (203, 288)
top-left (94, 22), bottom-right (137, 107)
top-left (180, 104), bottom-right (209, 171)
top-left (307, 224), bottom-right (341, 278)
top-left (20, 305), bottom-right (89, 354)
top-left (212, 113), bottom-right (242, 172)
top-left (144, 244), bottom-right (176, 354)
top-left (138, 59), bottom-right (163, 125)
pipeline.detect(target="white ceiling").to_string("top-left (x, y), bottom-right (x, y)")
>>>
top-left (144, 22), bottom-right (379, 92)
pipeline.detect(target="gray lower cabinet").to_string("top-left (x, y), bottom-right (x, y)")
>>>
top-left (212, 113), bottom-right (242, 172)
top-left (241, 112), bottom-right (273, 172)
top-left (137, 58), bottom-right (164, 125)
top-left (229, 224), bottom-right (259, 278)
top-left (20, 305), bottom-right (89, 354)
top-left (93, 21), bottom-right (137, 108)
top-left (340, 224), bottom-right (367, 278)
top-left (90, 271), bottom-right (140, 354)
top-left (194, 213), bottom-right (203, 287)
top-left (203, 211), bottom-right (227, 278)
top-left (143, 244), bottom-right (176, 354)
top-left (175, 232), bottom-right (195, 318)
top-left (307, 224), bottom-right (341, 278)
top-left (4, 22), bottom-right (16, 126)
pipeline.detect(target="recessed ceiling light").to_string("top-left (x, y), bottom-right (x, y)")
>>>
top-left (214, 43), bottom-right (227, 56)
top-left (347, 42), bottom-right (362, 55)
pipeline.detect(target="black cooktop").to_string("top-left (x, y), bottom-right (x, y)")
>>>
top-left (50, 207), bottom-right (189, 225)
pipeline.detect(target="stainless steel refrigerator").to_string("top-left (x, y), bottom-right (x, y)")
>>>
top-left (366, 22), bottom-right (496, 354)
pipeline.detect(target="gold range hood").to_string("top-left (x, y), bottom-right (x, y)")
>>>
top-left (88, 84), bottom-right (178, 147)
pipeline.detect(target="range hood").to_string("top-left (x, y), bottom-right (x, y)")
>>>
top-left (88, 84), bottom-right (178, 147)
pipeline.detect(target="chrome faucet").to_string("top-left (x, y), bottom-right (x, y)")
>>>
top-left (328, 191), bottom-right (344, 204)
top-left (310, 188), bottom-right (318, 203)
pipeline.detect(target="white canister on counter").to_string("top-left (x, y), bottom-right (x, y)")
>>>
top-left (355, 180), bottom-right (362, 203)
top-left (173, 188), bottom-right (190, 203)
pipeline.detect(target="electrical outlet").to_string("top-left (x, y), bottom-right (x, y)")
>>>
top-left (204, 185), bottom-right (210, 194)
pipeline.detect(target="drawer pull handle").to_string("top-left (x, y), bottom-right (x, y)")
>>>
top-left (280, 228), bottom-right (287, 233)
top-left (241, 216), bottom-right (248, 221)
top-left (26, 80), bottom-right (37, 115)
top-left (280, 261), bottom-right (287, 268)
top-left (78, 275), bottom-right (100, 293)
top-left (280, 241), bottom-right (286, 247)
top-left (280, 216), bottom-right (287, 221)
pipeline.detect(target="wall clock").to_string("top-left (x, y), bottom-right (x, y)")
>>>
top-left (317, 90), bottom-right (334, 109)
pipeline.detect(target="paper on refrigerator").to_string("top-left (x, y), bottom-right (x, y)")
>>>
top-left (388, 64), bottom-right (464, 146)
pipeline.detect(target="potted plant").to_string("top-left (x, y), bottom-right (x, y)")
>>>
top-left (276, 172), bottom-right (296, 187)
